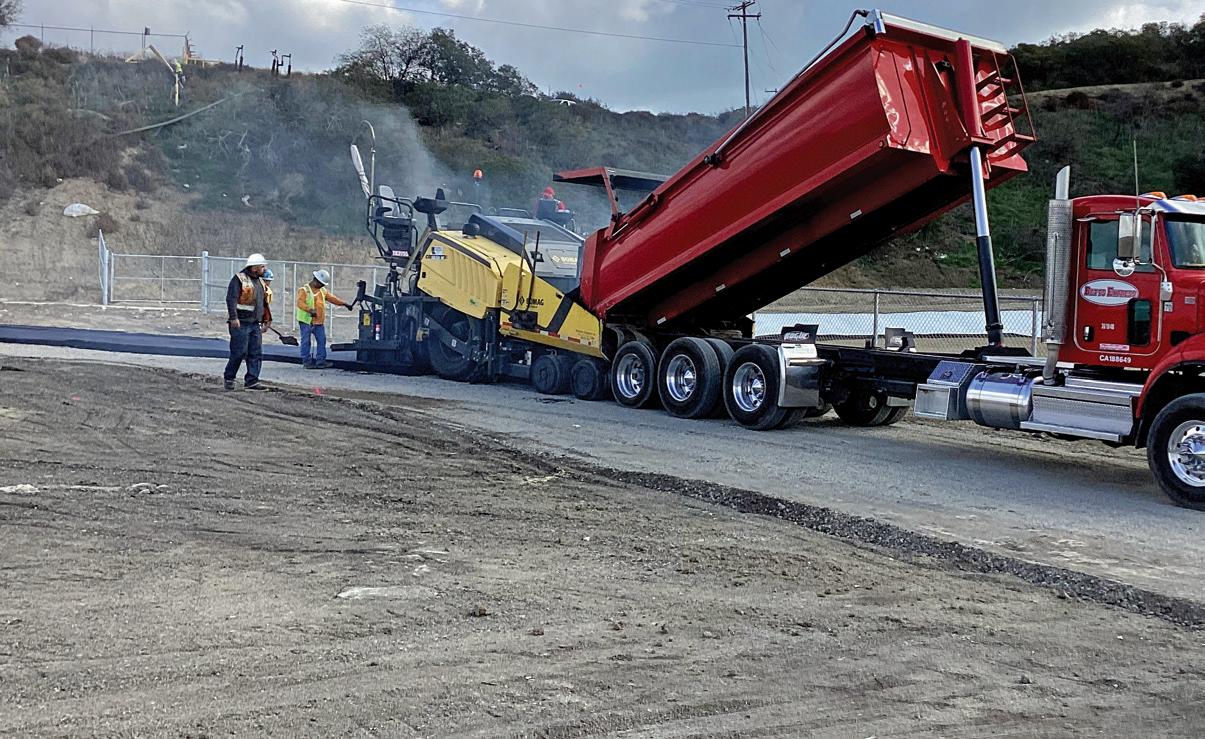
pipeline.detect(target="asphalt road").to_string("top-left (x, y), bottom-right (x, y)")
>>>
top-left (2, 343), bottom-right (1201, 602)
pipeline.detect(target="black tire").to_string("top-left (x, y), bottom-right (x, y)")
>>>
top-left (1146, 393), bottom-right (1205, 510)
top-left (802, 401), bottom-right (832, 419)
top-left (427, 306), bottom-right (483, 382)
top-left (531, 353), bottom-right (570, 395)
top-left (570, 357), bottom-right (610, 401)
top-left (611, 340), bottom-right (659, 408)
top-left (658, 337), bottom-right (723, 419)
top-left (704, 338), bottom-right (736, 418)
top-left (723, 343), bottom-right (788, 430)
top-left (776, 408), bottom-right (806, 429)
top-left (833, 389), bottom-right (904, 427)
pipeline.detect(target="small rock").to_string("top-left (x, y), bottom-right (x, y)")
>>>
top-left (702, 629), bottom-right (719, 639)
top-left (609, 621), bottom-right (623, 631)
top-left (529, 627), bottom-right (544, 636)
top-left (468, 607), bottom-right (490, 618)
top-left (1019, 675), bottom-right (1032, 685)
top-left (659, 624), bottom-right (669, 635)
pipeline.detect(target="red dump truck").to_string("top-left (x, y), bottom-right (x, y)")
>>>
top-left (350, 10), bottom-right (1205, 509)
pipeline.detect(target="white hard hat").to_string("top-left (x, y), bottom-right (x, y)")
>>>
top-left (313, 269), bottom-right (330, 285)
top-left (245, 253), bottom-right (267, 268)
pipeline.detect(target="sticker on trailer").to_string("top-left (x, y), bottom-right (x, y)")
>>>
top-left (1080, 279), bottom-right (1139, 306)
top-left (1099, 343), bottom-right (1131, 352)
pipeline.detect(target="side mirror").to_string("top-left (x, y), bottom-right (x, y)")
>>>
top-left (1117, 212), bottom-right (1142, 261)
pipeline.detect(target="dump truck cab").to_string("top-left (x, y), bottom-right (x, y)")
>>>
top-left (1053, 194), bottom-right (1205, 372)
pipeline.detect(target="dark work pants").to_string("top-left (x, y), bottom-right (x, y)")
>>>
top-left (224, 320), bottom-right (263, 385)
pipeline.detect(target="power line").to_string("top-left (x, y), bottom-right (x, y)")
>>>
top-left (7, 23), bottom-right (187, 39)
top-left (337, 0), bottom-right (741, 48)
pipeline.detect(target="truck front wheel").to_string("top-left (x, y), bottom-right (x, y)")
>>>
top-left (1147, 394), bottom-right (1205, 510)
top-left (723, 344), bottom-right (788, 430)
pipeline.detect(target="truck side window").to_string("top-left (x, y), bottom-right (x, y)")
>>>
top-left (1086, 220), bottom-right (1153, 271)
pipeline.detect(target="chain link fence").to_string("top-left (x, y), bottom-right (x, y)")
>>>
top-left (98, 233), bottom-right (384, 342)
top-left (97, 236), bottom-right (1043, 352)
top-left (754, 287), bottom-right (1043, 355)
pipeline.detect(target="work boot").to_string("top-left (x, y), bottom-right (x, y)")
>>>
top-left (303, 362), bottom-right (318, 370)
top-left (245, 381), bottom-right (269, 391)
top-left (224, 380), bottom-right (235, 391)
top-left (314, 361), bottom-right (333, 369)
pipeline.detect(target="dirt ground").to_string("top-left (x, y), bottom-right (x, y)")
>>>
top-left (1, 359), bottom-right (1202, 737)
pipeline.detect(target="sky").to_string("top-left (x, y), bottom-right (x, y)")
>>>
top-left (7, 0), bottom-right (1204, 112)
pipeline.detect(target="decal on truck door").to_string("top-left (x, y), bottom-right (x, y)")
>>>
top-left (1079, 279), bottom-right (1139, 306)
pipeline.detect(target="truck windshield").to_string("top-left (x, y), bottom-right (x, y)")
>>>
top-left (1167, 218), bottom-right (1205, 269)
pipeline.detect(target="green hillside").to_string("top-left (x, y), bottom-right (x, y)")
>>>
top-left (1, 18), bottom-right (1203, 288)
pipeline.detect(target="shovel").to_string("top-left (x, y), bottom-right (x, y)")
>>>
top-left (268, 325), bottom-right (299, 346)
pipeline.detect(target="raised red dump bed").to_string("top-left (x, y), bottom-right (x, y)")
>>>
top-left (572, 11), bottom-right (1034, 330)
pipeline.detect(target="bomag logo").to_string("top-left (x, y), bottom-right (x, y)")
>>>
top-left (1080, 279), bottom-right (1139, 306)
top-left (523, 298), bottom-right (545, 307)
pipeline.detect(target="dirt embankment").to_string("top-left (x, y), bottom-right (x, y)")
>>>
top-left (0, 359), bottom-right (1201, 736)
top-left (0, 179), bottom-right (368, 303)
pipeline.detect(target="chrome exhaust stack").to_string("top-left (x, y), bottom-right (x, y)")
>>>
top-left (1041, 166), bottom-right (1073, 384)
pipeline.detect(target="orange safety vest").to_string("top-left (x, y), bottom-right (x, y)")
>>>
top-left (235, 272), bottom-right (258, 308)
top-left (235, 272), bottom-right (271, 322)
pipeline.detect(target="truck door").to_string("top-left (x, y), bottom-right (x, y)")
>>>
top-left (1072, 216), bottom-right (1159, 364)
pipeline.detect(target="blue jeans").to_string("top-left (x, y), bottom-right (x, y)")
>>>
top-left (224, 320), bottom-right (262, 385)
top-left (300, 322), bottom-right (327, 364)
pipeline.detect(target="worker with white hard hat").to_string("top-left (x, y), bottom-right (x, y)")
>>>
top-left (296, 268), bottom-right (352, 369)
top-left (222, 253), bottom-right (273, 390)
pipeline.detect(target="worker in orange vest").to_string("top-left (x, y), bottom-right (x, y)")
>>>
top-left (223, 253), bottom-right (272, 390)
top-left (296, 269), bottom-right (351, 369)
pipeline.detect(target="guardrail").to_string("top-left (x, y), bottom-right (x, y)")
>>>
top-left (753, 286), bottom-right (1044, 355)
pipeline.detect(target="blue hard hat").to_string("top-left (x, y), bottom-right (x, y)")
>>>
top-left (263, 268), bottom-right (275, 281)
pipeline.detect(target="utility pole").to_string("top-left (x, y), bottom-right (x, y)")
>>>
top-left (728, 1), bottom-right (760, 118)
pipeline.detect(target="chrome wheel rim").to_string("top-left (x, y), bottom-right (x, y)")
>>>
top-left (1168, 420), bottom-right (1205, 488)
top-left (731, 361), bottom-right (766, 413)
top-left (615, 354), bottom-right (646, 400)
top-left (664, 354), bottom-right (697, 403)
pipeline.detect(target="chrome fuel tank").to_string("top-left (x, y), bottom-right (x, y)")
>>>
top-left (967, 371), bottom-right (1037, 430)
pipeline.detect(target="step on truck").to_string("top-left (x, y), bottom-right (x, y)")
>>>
top-left (342, 10), bottom-right (1205, 510)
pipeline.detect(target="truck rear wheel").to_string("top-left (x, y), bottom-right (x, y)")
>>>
top-left (704, 338), bottom-right (735, 418)
top-left (427, 306), bottom-right (483, 382)
top-left (723, 344), bottom-right (788, 430)
top-left (833, 390), bottom-right (905, 427)
top-left (611, 340), bottom-right (659, 408)
top-left (570, 357), bottom-right (609, 401)
top-left (658, 337), bottom-right (722, 419)
top-left (1147, 394), bottom-right (1205, 510)
top-left (531, 354), bottom-right (570, 395)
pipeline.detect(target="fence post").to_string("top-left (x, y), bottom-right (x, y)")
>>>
top-left (97, 231), bottom-right (109, 306)
top-left (1030, 298), bottom-right (1041, 356)
top-left (871, 291), bottom-right (881, 349)
top-left (200, 251), bottom-right (210, 313)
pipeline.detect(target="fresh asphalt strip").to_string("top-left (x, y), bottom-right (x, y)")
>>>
top-left (0, 324), bottom-right (360, 368)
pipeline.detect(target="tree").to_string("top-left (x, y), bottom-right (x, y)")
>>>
top-left (336, 24), bottom-right (431, 84)
top-left (0, 0), bottom-right (21, 28)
